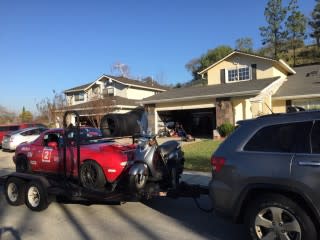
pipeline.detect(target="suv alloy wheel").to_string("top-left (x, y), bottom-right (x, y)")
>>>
top-left (245, 194), bottom-right (317, 240)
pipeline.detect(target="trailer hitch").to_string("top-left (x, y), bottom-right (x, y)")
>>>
top-left (158, 182), bottom-right (209, 199)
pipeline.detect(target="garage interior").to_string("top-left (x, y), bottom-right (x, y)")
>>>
top-left (157, 108), bottom-right (216, 138)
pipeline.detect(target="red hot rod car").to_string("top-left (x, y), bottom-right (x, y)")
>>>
top-left (13, 127), bottom-right (136, 190)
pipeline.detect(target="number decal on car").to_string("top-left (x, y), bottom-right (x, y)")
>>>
top-left (42, 148), bottom-right (52, 162)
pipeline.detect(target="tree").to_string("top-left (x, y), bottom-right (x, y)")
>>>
top-left (309, 0), bottom-right (320, 48)
top-left (83, 97), bottom-right (115, 128)
top-left (185, 45), bottom-right (233, 83)
top-left (285, 0), bottom-right (307, 66)
top-left (0, 105), bottom-right (16, 124)
top-left (19, 106), bottom-right (33, 123)
top-left (235, 37), bottom-right (254, 52)
top-left (111, 62), bottom-right (130, 78)
top-left (260, 0), bottom-right (287, 59)
top-left (36, 90), bottom-right (67, 127)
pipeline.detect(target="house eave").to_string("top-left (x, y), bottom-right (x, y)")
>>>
top-left (273, 94), bottom-right (320, 100)
top-left (198, 51), bottom-right (295, 76)
top-left (141, 90), bottom-right (260, 104)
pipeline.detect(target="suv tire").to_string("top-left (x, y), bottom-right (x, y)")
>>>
top-left (245, 193), bottom-right (317, 240)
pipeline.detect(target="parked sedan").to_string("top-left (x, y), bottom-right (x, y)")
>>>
top-left (2, 127), bottom-right (48, 151)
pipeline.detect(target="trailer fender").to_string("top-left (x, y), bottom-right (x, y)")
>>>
top-left (128, 163), bottom-right (148, 176)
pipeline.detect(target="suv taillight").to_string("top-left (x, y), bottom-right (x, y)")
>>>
top-left (211, 156), bottom-right (225, 172)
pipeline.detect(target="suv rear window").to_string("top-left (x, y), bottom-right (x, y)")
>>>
top-left (311, 121), bottom-right (320, 154)
top-left (244, 121), bottom-right (312, 153)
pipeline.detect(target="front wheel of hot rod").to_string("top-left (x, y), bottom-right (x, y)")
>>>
top-left (80, 160), bottom-right (106, 190)
top-left (129, 174), bottom-right (148, 193)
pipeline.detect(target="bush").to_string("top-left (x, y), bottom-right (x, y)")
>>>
top-left (217, 122), bottom-right (235, 137)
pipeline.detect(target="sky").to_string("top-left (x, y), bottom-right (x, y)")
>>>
top-left (0, 0), bottom-right (315, 114)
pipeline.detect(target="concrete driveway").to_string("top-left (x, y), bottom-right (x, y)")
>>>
top-left (0, 151), bottom-right (247, 240)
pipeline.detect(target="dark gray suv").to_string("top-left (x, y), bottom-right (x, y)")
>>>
top-left (209, 111), bottom-right (320, 240)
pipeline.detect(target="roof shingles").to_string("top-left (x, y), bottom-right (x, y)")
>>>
top-left (142, 77), bottom-right (279, 103)
top-left (273, 64), bottom-right (320, 99)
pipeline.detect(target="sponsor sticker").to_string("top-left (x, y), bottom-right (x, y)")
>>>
top-left (21, 147), bottom-right (30, 151)
top-left (42, 148), bottom-right (52, 163)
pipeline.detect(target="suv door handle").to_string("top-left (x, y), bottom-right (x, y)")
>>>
top-left (298, 161), bottom-right (320, 167)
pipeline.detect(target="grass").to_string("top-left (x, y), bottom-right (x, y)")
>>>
top-left (182, 139), bottom-right (222, 172)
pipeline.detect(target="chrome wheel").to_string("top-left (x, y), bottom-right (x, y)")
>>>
top-left (7, 182), bottom-right (19, 202)
top-left (255, 206), bottom-right (301, 240)
top-left (27, 186), bottom-right (40, 208)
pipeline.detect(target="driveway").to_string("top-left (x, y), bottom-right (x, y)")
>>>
top-left (0, 151), bottom-right (247, 240)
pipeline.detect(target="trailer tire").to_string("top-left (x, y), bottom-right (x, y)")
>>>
top-left (5, 177), bottom-right (26, 206)
top-left (16, 155), bottom-right (31, 173)
top-left (80, 161), bottom-right (106, 190)
top-left (25, 181), bottom-right (48, 212)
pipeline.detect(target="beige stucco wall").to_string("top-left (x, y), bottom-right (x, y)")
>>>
top-left (126, 87), bottom-right (158, 100)
top-left (156, 99), bottom-right (215, 111)
top-left (231, 98), bottom-right (254, 123)
top-left (232, 98), bottom-right (245, 123)
top-left (272, 100), bottom-right (286, 113)
top-left (207, 54), bottom-right (287, 85)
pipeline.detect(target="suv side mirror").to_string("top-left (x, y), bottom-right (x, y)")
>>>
top-left (48, 141), bottom-right (58, 149)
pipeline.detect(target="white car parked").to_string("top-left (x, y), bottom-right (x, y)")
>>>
top-left (2, 127), bottom-right (47, 151)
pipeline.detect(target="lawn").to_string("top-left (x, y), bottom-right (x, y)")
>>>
top-left (182, 139), bottom-right (222, 172)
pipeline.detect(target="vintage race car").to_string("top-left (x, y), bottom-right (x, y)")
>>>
top-left (13, 128), bottom-right (136, 190)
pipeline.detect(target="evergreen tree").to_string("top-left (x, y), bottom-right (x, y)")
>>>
top-left (19, 106), bottom-right (33, 122)
top-left (309, 0), bottom-right (320, 47)
top-left (260, 0), bottom-right (287, 59)
top-left (285, 0), bottom-right (307, 66)
top-left (235, 37), bottom-right (254, 53)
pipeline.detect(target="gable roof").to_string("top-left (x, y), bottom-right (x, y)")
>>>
top-left (141, 77), bottom-right (280, 104)
top-left (198, 50), bottom-right (296, 75)
top-left (273, 63), bottom-right (320, 100)
top-left (64, 96), bottom-right (139, 110)
top-left (64, 74), bottom-right (168, 93)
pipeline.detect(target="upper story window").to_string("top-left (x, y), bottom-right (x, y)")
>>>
top-left (227, 66), bottom-right (251, 82)
top-left (106, 87), bottom-right (114, 96)
top-left (74, 92), bottom-right (84, 101)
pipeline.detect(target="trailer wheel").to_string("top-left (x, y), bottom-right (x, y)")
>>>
top-left (16, 155), bottom-right (31, 173)
top-left (5, 177), bottom-right (26, 206)
top-left (25, 181), bottom-right (48, 212)
top-left (80, 161), bottom-right (106, 190)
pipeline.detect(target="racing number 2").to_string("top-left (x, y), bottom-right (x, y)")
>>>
top-left (42, 148), bottom-right (52, 163)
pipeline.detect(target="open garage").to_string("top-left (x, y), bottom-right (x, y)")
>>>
top-left (157, 108), bottom-right (216, 137)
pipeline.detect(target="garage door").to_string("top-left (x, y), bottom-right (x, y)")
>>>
top-left (157, 108), bottom-right (216, 137)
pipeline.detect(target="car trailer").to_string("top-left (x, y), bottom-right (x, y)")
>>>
top-left (0, 111), bottom-right (209, 212)
top-left (0, 172), bottom-right (209, 212)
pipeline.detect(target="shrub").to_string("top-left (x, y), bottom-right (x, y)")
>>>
top-left (217, 122), bottom-right (235, 137)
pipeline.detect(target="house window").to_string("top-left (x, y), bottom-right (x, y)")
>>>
top-left (227, 66), bottom-right (251, 82)
top-left (106, 87), bottom-right (114, 96)
top-left (74, 92), bottom-right (84, 101)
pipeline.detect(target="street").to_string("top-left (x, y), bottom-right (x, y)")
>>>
top-left (0, 151), bottom-right (247, 240)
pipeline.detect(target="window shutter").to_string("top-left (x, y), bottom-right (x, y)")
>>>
top-left (220, 69), bottom-right (226, 84)
top-left (251, 64), bottom-right (257, 80)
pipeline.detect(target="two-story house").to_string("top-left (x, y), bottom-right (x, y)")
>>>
top-left (141, 51), bottom-right (320, 137)
top-left (64, 74), bottom-right (167, 125)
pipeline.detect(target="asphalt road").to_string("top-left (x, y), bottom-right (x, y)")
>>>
top-left (0, 150), bottom-right (247, 240)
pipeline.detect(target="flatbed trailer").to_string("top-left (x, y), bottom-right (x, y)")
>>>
top-left (0, 172), bottom-right (209, 211)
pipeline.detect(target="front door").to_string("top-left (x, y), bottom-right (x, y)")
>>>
top-left (36, 132), bottom-right (64, 173)
top-left (291, 120), bottom-right (320, 216)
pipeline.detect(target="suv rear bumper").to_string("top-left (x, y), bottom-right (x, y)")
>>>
top-left (209, 179), bottom-right (236, 221)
